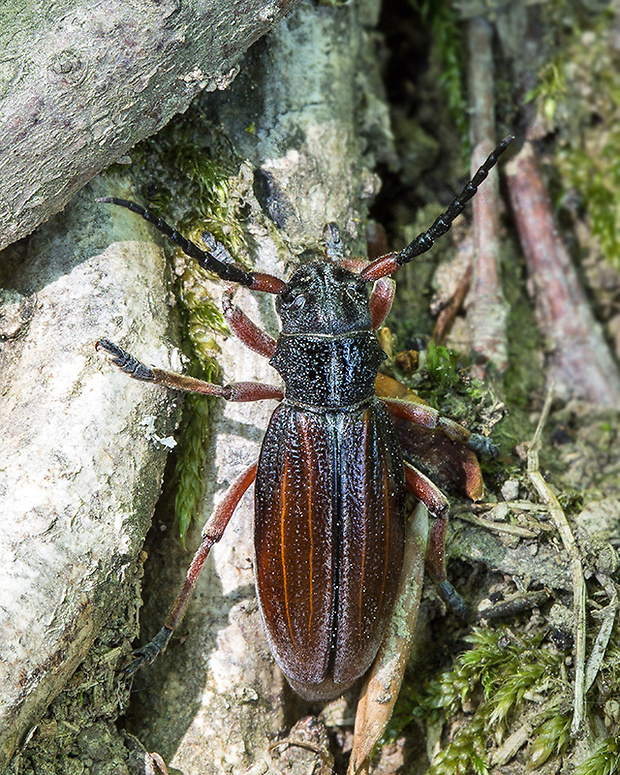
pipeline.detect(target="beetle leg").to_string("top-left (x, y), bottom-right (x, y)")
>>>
top-left (404, 462), bottom-right (468, 619)
top-left (127, 461), bottom-right (258, 674)
top-left (369, 278), bottom-right (396, 329)
top-left (382, 397), bottom-right (470, 444)
top-left (383, 396), bottom-right (497, 457)
top-left (221, 289), bottom-right (277, 358)
top-left (96, 339), bottom-right (283, 401)
top-left (332, 253), bottom-right (395, 328)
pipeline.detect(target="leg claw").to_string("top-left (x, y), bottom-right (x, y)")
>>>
top-left (125, 627), bottom-right (173, 675)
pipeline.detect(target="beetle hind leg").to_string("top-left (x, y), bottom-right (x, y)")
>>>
top-left (126, 461), bottom-right (258, 675)
top-left (404, 462), bottom-right (469, 620)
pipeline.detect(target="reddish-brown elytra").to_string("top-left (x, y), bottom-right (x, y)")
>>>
top-left (96, 136), bottom-right (512, 701)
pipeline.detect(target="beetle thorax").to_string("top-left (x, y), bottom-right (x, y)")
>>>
top-left (271, 262), bottom-right (385, 408)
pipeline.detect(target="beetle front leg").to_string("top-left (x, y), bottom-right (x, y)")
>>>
top-left (369, 277), bottom-right (396, 330)
top-left (128, 461), bottom-right (258, 674)
top-left (96, 339), bottom-right (283, 401)
top-left (221, 289), bottom-right (277, 358)
top-left (404, 462), bottom-right (468, 619)
top-left (333, 254), bottom-right (396, 330)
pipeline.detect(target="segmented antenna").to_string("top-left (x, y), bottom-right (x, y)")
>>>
top-left (97, 197), bottom-right (255, 287)
top-left (361, 135), bottom-right (514, 281)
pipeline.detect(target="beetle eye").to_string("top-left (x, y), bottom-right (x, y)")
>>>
top-left (345, 282), bottom-right (366, 302)
top-left (281, 289), bottom-right (306, 311)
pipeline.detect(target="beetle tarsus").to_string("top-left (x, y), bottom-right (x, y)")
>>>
top-left (126, 626), bottom-right (173, 675)
top-left (96, 339), bottom-right (155, 381)
top-left (437, 580), bottom-right (469, 621)
top-left (467, 433), bottom-right (499, 459)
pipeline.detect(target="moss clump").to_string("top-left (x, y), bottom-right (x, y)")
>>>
top-left (573, 736), bottom-right (620, 775)
top-left (386, 628), bottom-right (572, 773)
top-left (131, 108), bottom-right (251, 541)
top-left (410, 0), bottom-right (469, 148)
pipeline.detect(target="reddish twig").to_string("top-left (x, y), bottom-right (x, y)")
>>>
top-left (467, 16), bottom-right (509, 377)
top-left (506, 141), bottom-right (620, 407)
top-left (432, 262), bottom-right (473, 345)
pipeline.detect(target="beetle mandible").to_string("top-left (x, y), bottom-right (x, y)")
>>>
top-left (97, 135), bottom-right (513, 701)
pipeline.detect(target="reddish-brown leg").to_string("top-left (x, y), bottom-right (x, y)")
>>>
top-left (96, 339), bottom-right (283, 402)
top-left (404, 462), bottom-right (468, 619)
top-left (222, 288), bottom-right (277, 358)
top-left (383, 395), bottom-right (496, 460)
top-left (334, 255), bottom-right (395, 330)
top-left (384, 396), bottom-right (471, 443)
top-left (128, 461), bottom-right (258, 673)
top-left (369, 278), bottom-right (396, 330)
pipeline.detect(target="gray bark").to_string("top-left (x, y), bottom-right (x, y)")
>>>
top-left (0, 174), bottom-right (180, 771)
top-left (0, 0), bottom-right (295, 251)
top-left (1, 1), bottom-right (391, 772)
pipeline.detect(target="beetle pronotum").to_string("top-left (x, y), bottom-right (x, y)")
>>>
top-left (97, 135), bottom-right (512, 701)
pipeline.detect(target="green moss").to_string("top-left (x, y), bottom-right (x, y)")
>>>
top-left (410, 0), bottom-right (469, 147)
top-left (501, 238), bottom-right (545, 411)
top-left (127, 108), bottom-right (251, 541)
top-left (425, 340), bottom-right (460, 390)
top-left (386, 628), bottom-right (571, 773)
top-left (574, 736), bottom-right (620, 775)
top-left (528, 714), bottom-right (572, 770)
top-left (389, 609), bottom-right (620, 772)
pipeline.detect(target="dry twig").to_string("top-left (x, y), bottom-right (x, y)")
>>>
top-left (506, 142), bottom-right (620, 407)
top-left (527, 386), bottom-right (588, 737)
top-left (466, 16), bottom-right (509, 376)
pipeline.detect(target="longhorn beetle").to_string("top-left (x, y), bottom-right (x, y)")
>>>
top-left (97, 135), bottom-right (513, 701)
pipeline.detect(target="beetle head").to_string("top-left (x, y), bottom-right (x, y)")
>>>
top-left (277, 261), bottom-right (372, 336)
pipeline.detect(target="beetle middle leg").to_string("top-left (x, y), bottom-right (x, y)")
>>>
top-left (128, 461), bottom-right (259, 673)
top-left (404, 462), bottom-right (468, 619)
top-left (382, 394), bottom-right (494, 456)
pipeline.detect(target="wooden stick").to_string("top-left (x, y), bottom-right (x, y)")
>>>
top-left (506, 142), bottom-right (620, 407)
top-left (467, 16), bottom-right (509, 376)
top-left (527, 386), bottom-right (588, 737)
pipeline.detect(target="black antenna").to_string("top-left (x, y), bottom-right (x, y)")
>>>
top-left (97, 197), bottom-right (255, 287)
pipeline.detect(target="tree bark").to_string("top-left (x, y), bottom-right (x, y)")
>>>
top-left (0, 0), bottom-right (296, 251)
top-left (0, 173), bottom-right (180, 771)
top-left (1, 1), bottom-right (391, 772)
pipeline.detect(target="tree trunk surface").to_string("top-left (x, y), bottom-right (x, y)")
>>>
top-left (3, 2), bottom-right (620, 775)
top-left (0, 0), bottom-right (295, 251)
top-left (1, 0), bottom-right (389, 772)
